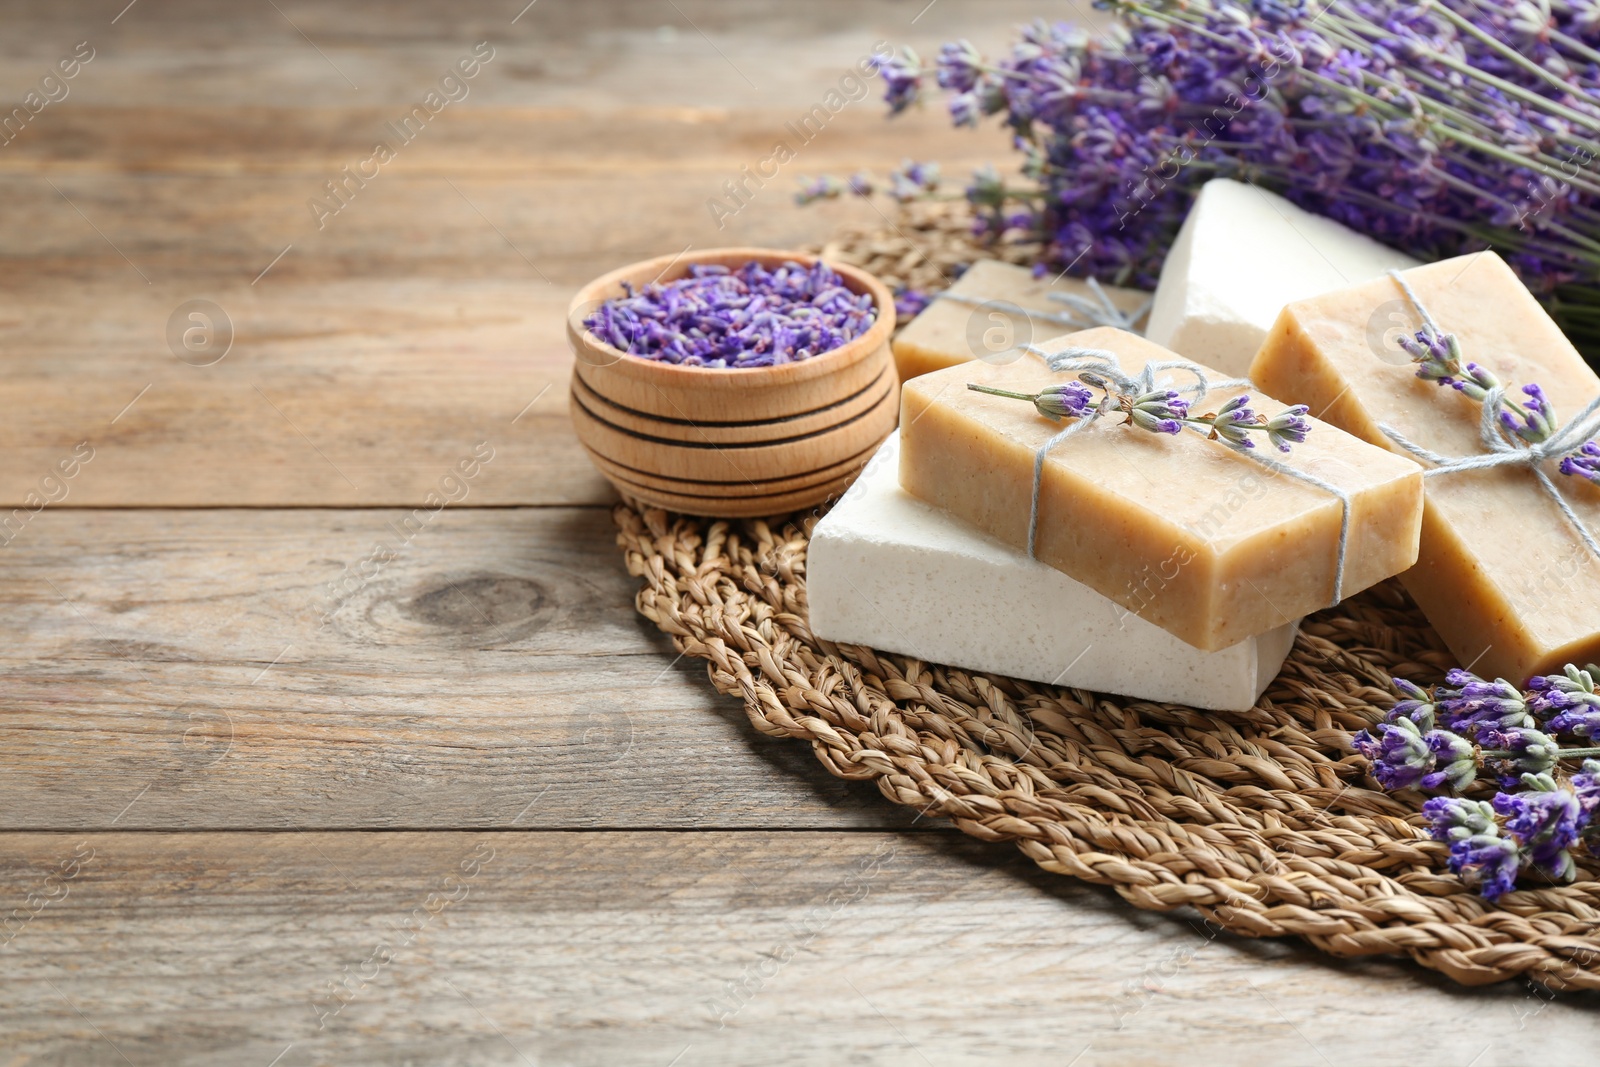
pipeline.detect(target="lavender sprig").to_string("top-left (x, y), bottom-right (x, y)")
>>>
top-left (1397, 326), bottom-right (1600, 482)
top-left (1358, 665), bottom-right (1600, 899)
top-left (968, 376), bottom-right (1312, 452)
top-left (859, 1), bottom-right (1600, 358)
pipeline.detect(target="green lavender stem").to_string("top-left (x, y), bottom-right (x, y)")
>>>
top-left (967, 384), bottom-right (1043, 403)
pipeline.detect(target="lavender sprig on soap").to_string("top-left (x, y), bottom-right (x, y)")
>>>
top-left (583, 260), bottom-right (876, 369)
top-left (968, 376), bottom-right (1312, 453)
top-left (1354, 663), bottom-right (1600, 900)
top-left (1398, 324), bottom-right (1600, 483)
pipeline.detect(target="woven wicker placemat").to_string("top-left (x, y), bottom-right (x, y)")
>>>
top-left (614, 503), bottom-right (1600, 990)
top-left (608, 211), bottom-right (1600, 989)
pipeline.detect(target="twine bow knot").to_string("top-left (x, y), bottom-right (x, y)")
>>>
top-left (1380, 270), bottom-right (1600, 560)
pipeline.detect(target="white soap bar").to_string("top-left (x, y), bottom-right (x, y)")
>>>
top-left (1144, 179), bottom-right (1419, 375)
top-left (808, 433), bottom-right (1299, 711)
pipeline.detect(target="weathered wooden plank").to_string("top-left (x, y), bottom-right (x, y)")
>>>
top-left (0, 830), bottom-right (1590, 1066)
top-left (0, 506), bottom-right (921, 830)
top-left (0, 276), bottom-right (615, 506)
top-left (0, 107), bottom-right (1004, 176)
top-left (0, 0), bottom-right (1065, 110)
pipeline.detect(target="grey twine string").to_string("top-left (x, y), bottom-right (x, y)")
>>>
top-left (939, 276), bottom-right (1154, 334)
top-left (1381, 270), bottom-right (1600, 560)
top-left (1016, 343), bottom-right (1353, 608)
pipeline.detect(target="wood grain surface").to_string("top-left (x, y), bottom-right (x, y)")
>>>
top-left (2, 1), bottom-right (1595, 1063)
top-left (1, 831), bottom-right (1593, 1067)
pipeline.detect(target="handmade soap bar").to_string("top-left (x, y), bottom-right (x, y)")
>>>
top-left (809, 432), bottom-right (1299, 710)
top-left (1251, 252), bottom-right (1600, 682)
top-left (892, 259), bottom-right (1149, 383)
top-left (899, 327), bottom-right (1424, 650)
top-left (1145, 179), bottom-right (1419, 375)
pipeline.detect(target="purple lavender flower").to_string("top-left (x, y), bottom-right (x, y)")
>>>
top-left (1033, 381), bottom-right (1095, 420)
top-left (1527, 664), bottom-right (1598, 713)
top-left (1420, 729), bottom-right (1478, 793)
top-left (1549, 705), bottom-right (1600, 740)
top-left (1498, 384), bottom-right (1557, 444)
top-left (1435, 669), bottom-right (1534, 730)
top-left (949, 91), bottom-right (983, 128)
top-left (1398, 328), bottom-right (1462, 387)
top-left (1454, 363), bottom-right (1502, 402)
top-left (1530, 665), bottom-right (1600, 735)
top-left (1352, 718), bottom-right (1434, 791)
top-left (1571, 759), bottom-right (1600, 820)
top-left (1494, 784), bottom-right (1588, 881)
top-left (936, 40), bottom-right (983, 93)
top-left (794, 175), bottom-right (842, 205)
top-left (846, 171), bottom-right (874, 197)
top-left (1204, 395), bottom-right (1259, 451)
top-left (870, 47), bottom-right (923, 115)
top-left (1478, 726), bottom-right (1560, 786)
top-left (871, 4), bottom-right (1600, 350)
top-left (1265, 404), bottom-right (1312, 453)
top-left (1445, 832), bottom-right (1522, 900)
top-left (1422, 796), bottom-right (1497, 842)
top-left (888, 160), bottom-right (941, 202)
top-left (582, 260), bottom-right (877, 369)
top-left (1560, 441), bottom-right (1600, 483)
top-left (1128, 389), bottom-right (1189, 434)
top-left (893, 288), bottom-right (929, 319)
top-left (1388, 677), bottom-right (1438, 730)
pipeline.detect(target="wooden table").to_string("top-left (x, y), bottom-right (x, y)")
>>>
top-left (1, 2), bottom-right (1593, 1063)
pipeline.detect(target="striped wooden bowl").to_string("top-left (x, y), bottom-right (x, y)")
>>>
top-left (566, 247), bottom-right (898, 517)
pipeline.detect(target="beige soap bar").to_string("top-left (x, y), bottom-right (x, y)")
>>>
top-left (893, 260), bottom-right (1149, 384)
top-left (1251, 252), bottom-right (1600, 681)
top-left (899, 327), bottom-right (1424, 651)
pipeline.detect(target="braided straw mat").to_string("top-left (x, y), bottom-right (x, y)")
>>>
top-left (614, 503), bottom-right (1600, 990)
top-left (608, 213), bottom-right (1600, 990)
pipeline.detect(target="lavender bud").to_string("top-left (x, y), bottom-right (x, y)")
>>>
top-left (1422, 796), bottom-right (1497, 841)
top-left (1435, 669), bottom-right (1534, 730)
top-left (1352, 717), bottom-right (1435, 791)
top-left (1479, 726), bottom-right (1560, 786)
top-left (1445, 832), bottom-right (1521, 900)
top-left (1265, 404), bottom-right (1312, 453)
top-left (1128, 389), bottom-right (1189, 435)
top-left (1559, 440), bottom-right (1600, 483)
top-left (1420, 729), bottom-right (1478, 793)
top-left (870, 47), bottom-right (923, 115)
top-left (1034, 381), bottom-right (1095, 420)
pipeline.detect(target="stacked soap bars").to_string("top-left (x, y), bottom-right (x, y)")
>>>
top-left (809, 327), bottom-right (1426, 710)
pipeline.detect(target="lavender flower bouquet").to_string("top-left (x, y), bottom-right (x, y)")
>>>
top-left (860, 0), bottom-right (1600, 356)
top-left (1357, 665), bottom-right (1600, 899)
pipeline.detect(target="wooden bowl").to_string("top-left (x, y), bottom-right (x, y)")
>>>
top-left (567, 247), bottom-right (898, 517)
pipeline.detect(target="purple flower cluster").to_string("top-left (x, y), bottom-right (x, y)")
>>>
top-left (972, 375), bottom-right (1315, 451)
top-left (1399, 327), bottom-right (1600, 481)
top-left (868, 1), bottom-right (1600, 354)
top-left (584, 260), bottom-right (877, 369)
top-left (1359, 663), bottom-right (1600, 899)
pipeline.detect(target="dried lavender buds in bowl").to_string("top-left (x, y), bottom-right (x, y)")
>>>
top-left (566, 247), bottom-right (899, 518)
top-left (582, 259), bottom-right (878, 369)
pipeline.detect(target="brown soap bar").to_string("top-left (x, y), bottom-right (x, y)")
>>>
top-left (892, 260), bottom-right (1149, 384)
top-left (1251, 252), bottom-right (1600, 681)
top-left (899, 327), bottom-right (1424, 651)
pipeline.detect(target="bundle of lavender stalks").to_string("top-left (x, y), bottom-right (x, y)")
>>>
top-left (827, 0), bottom-right (1600, 359)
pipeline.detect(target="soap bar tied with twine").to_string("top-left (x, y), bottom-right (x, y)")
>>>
top-left (937, 275), bottom-right (1154, 335)
top-left (968, 343), bottom-right (1353, 608)
top-left (1380, 269), bottom-right (1600, 560)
